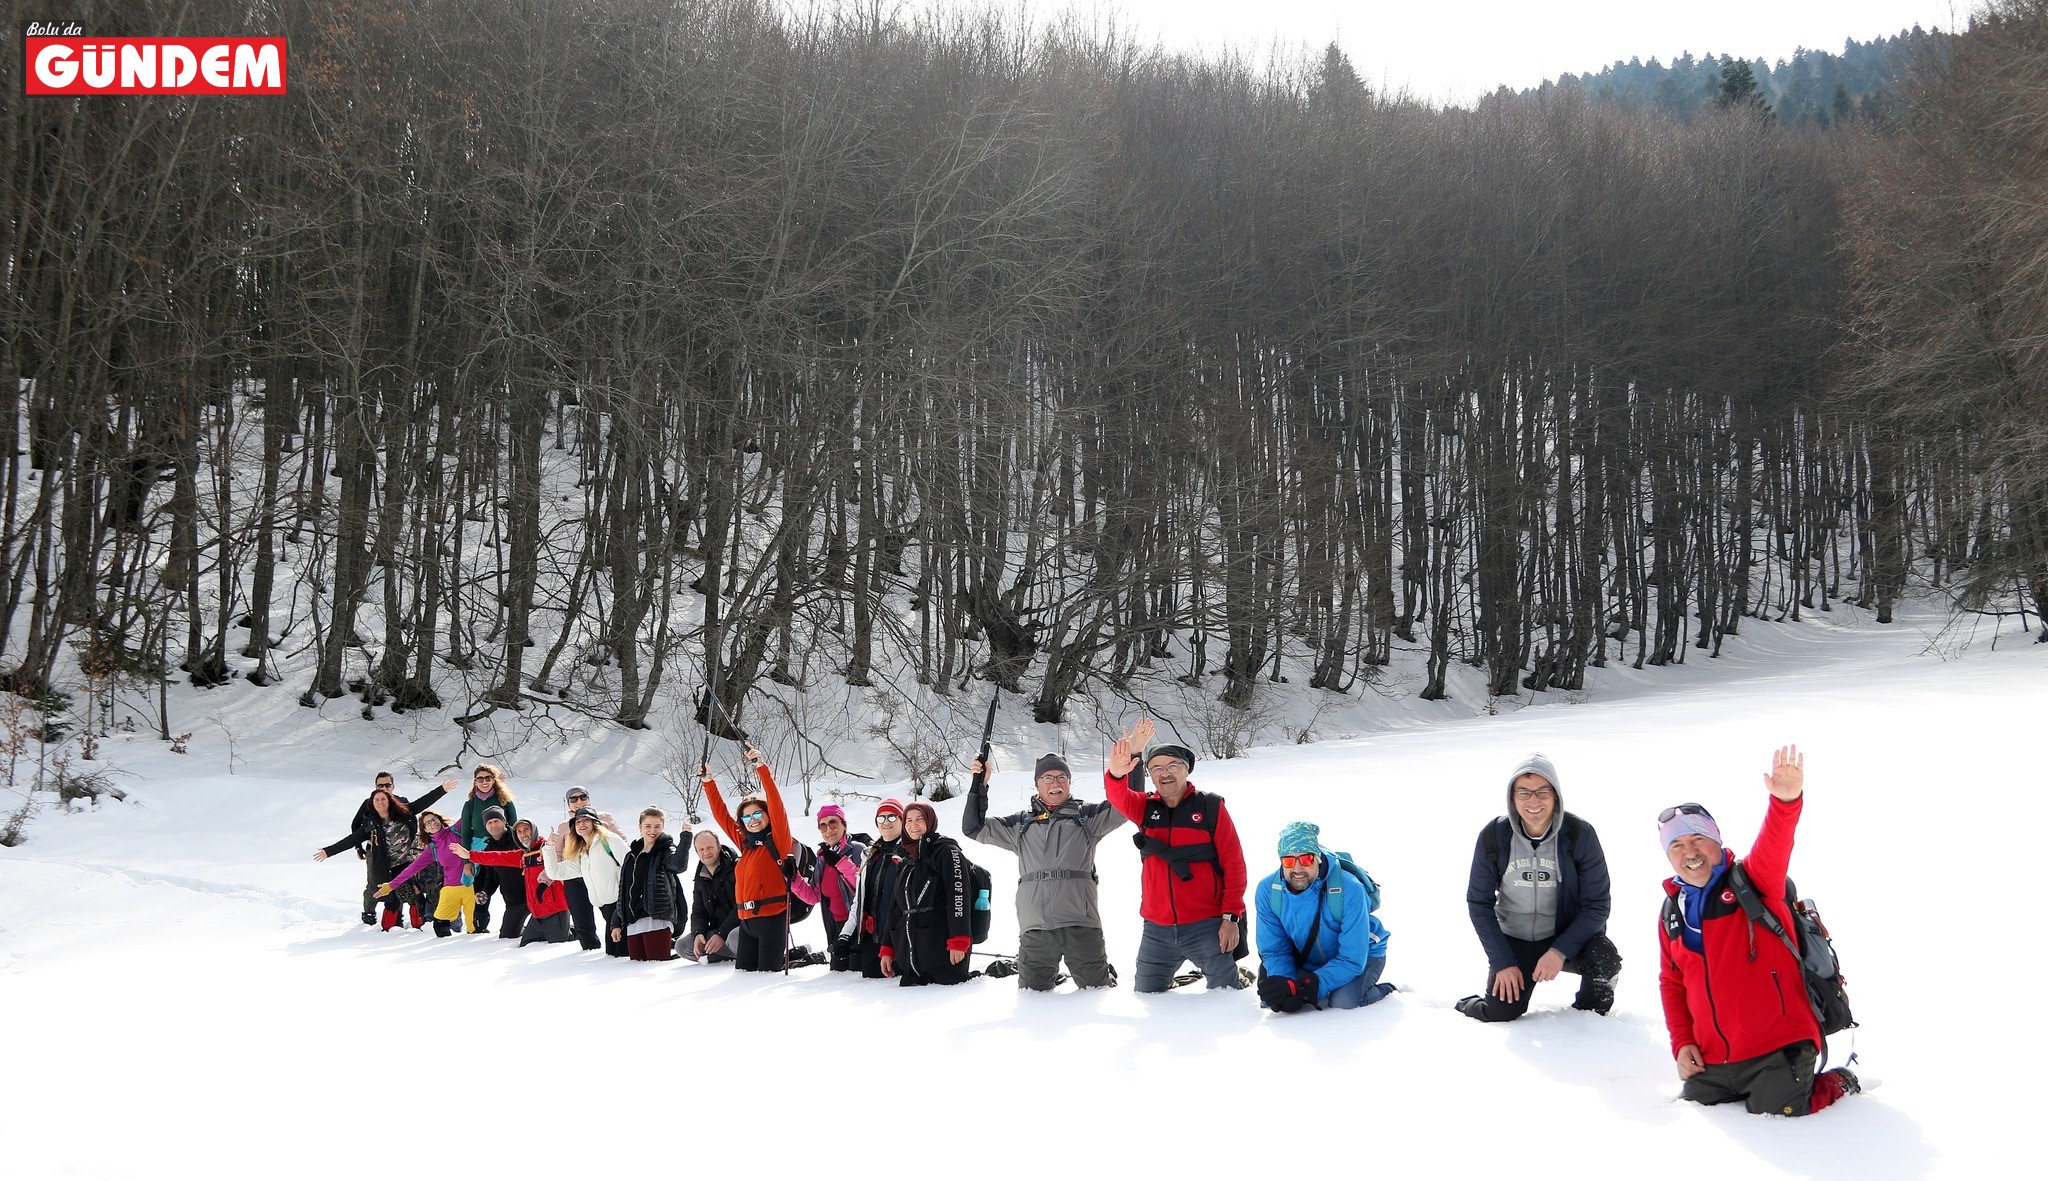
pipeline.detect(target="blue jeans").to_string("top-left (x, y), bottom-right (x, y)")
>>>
top-left (1134, 917), bottom-right (1244, 992)
top-left (1320, 955), bottom-right (1394, 1009)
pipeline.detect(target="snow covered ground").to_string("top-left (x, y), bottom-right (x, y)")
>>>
top-left (1, 602), bottom-right (2039, 1179)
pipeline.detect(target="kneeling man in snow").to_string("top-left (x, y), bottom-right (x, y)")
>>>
top-left (1656, 746), bottom-right (1859, 1116)
top-left (1253, 822), bottom-right (1392, 1013)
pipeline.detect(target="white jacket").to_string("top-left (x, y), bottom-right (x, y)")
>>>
top-left (544, 827), bottom-right (627, 906)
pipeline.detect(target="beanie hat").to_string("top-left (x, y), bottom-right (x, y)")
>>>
top-left (816, 804), bottom-right (847, 825)
top-left (1276, 821), bottom-right (1322, 859)
top-left (876, 798), bottom-right (906, 822)
top-left (1034, 753), bottom-right (1071, 779)
top-left (1143, 741), bottom-right (1196, 772)
top-left (1658, 803), bottom-right (1722, 849)
top-left (904, 802), bottom-right (940, 833)
top-left (482, 805), bottom-right (508, 825)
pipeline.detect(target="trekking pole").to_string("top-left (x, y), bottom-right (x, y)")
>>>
top-left (971, 684), bottom-right (1000, 793)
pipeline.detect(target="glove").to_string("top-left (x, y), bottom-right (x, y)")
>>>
top-left (1257, 972), bottom-right (1309, 1013)
top-left (832, 933), bottom-right (853, 957)
top-left (1295, 973), bottom-right (1320, 1005)
top-left (819, 846), bottom-right (842, 867)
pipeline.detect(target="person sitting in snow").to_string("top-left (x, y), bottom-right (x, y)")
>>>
top-left (1456, 753), bottom-right (1621, 1022)
top-left (1656, 745), bottom-right (1859, 1116)
top-left (686, 829), bottom-right (741, 963)
top-left (1254, 822), bottom-right (1393, 1013)
top-left (457, 818), bottom-right (574, 945)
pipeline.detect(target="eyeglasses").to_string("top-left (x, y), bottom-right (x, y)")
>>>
top-left (374, 782), bottom-right (394, 789)
top-left (1037, 774), bottom-right (1070, 783)
top-left (1513, 788), bottom-right (1555, 801)
top-left (1279, 853), bottom-right (1318, 869)
top-left (566, 794), bottom-right (590, 803)
top-left (473, 775), bottom-right (494, 783)
top-left (1145, 760), bottom-right (1187, 775)
top-left (1659, 802), bottom-right (1712, 823)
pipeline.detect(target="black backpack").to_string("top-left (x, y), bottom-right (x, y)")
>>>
top-left (782, 844), bottom-right (819, 924)
top-left (1729, 863), bottom-right (1856, 1041)
top-left (1663, 862), bottom-right (1856, 1050)
top-left (962, 850), bottom-right (993, 944)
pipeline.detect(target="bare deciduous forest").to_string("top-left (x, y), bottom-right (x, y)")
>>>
top-left (3, 0), bottom-right (2042, 760)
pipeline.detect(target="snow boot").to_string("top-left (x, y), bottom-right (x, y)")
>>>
top-left (1810, 1067), bottom-right (1860, 1113)
top-left (1572, 979), bottom-right (1616, 1016)
top-left (408, 903), bottom-right (425, 929)
top-left (433, 920), bottom-right (453, 938)
top-left (361, 910), bottom-right (376, 925)
top-left (380, 906), bottom-right (401, 932)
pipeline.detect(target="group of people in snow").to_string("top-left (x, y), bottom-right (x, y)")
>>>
top-left (316, 727), bottom-right (1854, 1118)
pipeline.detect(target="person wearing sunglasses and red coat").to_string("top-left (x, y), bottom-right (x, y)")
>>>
top-left (1656, 746), bottom-right (1859, 1116)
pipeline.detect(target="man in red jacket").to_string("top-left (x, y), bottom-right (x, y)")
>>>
top-left (1657, 745), bottom-right (1858, 1116)
top-left (1104, 718), bottom-right (1248, 993)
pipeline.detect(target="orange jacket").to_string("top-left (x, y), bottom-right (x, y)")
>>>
top-left (703, 763), bottom-right (794, 920)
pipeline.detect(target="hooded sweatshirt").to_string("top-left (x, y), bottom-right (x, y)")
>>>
top-left (1464, 754), bottom-right (1612, 972)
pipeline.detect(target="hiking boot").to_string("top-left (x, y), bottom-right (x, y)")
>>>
top-left (1572, 980), bottom-right (1616, 1016)
top-left (1830, 1068), bottom-right (1861, 1095)
top-left (361, 910), bottom-right (376, 925)
top-left (1456, 994), bottom-right (1489, 1019)
top-left (380, 907), bottom-right (401, 932)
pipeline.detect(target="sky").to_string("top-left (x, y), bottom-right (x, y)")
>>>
top-left (905, 0), bottom-right (1979, 105)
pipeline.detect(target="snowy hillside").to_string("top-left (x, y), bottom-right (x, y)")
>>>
top-left (0, 601), bottom-right (2038, 1180)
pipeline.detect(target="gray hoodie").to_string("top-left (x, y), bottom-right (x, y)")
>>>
top-left (1493, 754), bottom-right (1563, 943)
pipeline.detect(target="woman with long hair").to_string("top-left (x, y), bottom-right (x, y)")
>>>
top-left (879, 803), bottom-right (974, 987)
top-left (548, 806), bottom-right (628, 956)
top-left (701, 746), bottom-right (794, 973)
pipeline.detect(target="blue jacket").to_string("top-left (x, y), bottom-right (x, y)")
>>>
top-left (1255, 862), bottom-right (1388, 994)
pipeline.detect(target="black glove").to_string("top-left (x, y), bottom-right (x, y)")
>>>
top-left (819, 846), bottom-right (842, 867)
top-left (832, 933), bottom-right (853, 956)
top-left (1295, 973), bottom-right (1320, 1005)
top-left (1257, 972), bottom-right (1303, 1013)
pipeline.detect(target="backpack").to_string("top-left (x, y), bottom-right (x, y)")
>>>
top-left (1729, 863), bottom-right (1856, 1041)
top-left (782, 844), bottom-right (819, 924)
top-left (1322, 851), bottom-right (1382, 919)
top-left (962, 850), bottom-right (993, 944)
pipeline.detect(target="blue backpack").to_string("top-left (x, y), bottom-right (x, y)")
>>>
top-left (1322, 851), bottom-right (1382, 919)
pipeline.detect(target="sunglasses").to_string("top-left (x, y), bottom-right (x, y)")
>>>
top-left (374, 783), bottom-right (394, 790)
top-left (741, 811), bottom-right (767, 824)
top-left (1279, 853), bottom-right (1318, 869)
top-left (1659, 802), bottom-right (1712, 823)
top-left (566, 794), bottom-right (590, 803)
top-left (877, 814), bottom-right (902, 824)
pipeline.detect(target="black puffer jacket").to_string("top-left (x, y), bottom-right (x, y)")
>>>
top-left (616, 835), bottom-right (690, 928)
top-left (689, 846), bottom-right (741, 940)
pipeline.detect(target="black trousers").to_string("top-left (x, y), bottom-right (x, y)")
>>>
top-left (563, 877), bottom-right (600, 950)
top-left (600, 902), bottom-right (627, 956)
top-left (1461, 932), bottom-right (1622, 1022)
top-left (734, 912), bottom-right (788, 972)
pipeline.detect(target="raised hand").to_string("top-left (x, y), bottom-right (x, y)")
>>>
top-left (1764, 745), bottom-right (1805, 802)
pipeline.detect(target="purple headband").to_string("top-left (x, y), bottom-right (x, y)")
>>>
top-left (1658, 804), bottom-right (1722, 849)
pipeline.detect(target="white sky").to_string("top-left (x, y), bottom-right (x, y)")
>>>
top-left (899, 1), bottom-right (1979, 105)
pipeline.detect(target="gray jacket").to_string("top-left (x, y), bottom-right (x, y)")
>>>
top-left (962, 784), bottom-right (1127, 932)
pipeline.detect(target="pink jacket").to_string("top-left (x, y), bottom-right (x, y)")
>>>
top-left (790, 838), bottom-right (865, 922)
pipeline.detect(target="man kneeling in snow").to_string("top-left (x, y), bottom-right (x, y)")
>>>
top-left (1657, 745), bottom-right (1858, 1116)
top-left (1254, 822), bottom-right (1392, 1013)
